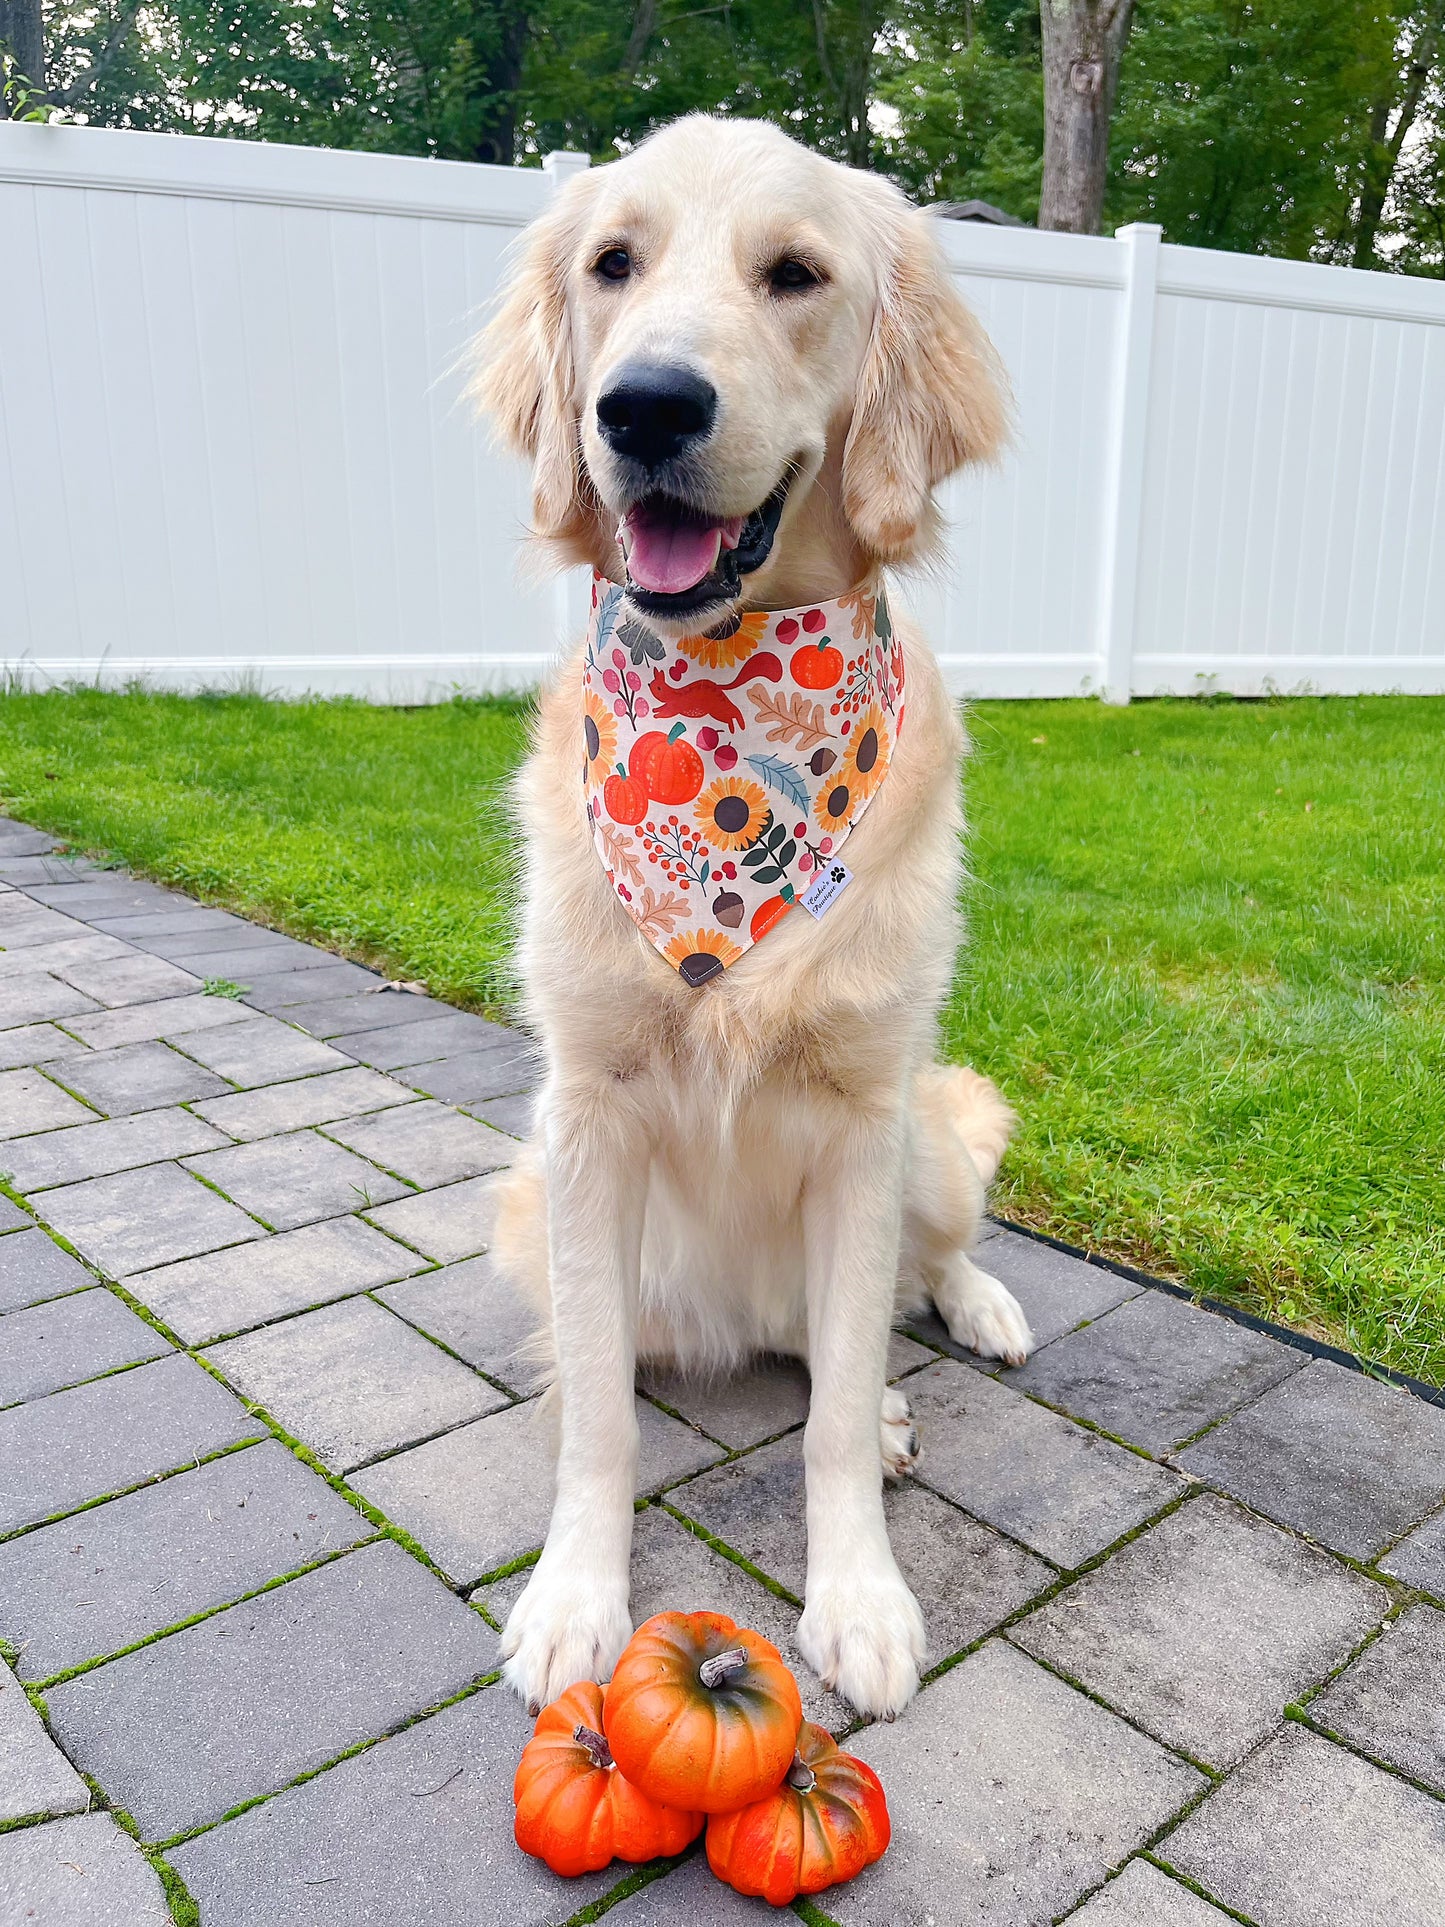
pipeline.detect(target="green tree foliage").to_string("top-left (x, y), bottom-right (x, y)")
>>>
top-left (8, 0), bottom-right (1443, 271)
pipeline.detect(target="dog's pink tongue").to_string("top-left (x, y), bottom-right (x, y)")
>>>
top-left (623, 508), bottom-right (745, 595)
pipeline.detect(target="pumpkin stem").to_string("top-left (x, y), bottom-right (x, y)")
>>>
top-left (572, 1723), bottom-right (614, 1771)
top-left (786, 1752), bottom-right (817, 1794)
top-left (698, 1645), bottom-right (751, 1689)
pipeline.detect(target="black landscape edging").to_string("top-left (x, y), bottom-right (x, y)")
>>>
top-left (989, 1215), bottom-right (1445, 1412)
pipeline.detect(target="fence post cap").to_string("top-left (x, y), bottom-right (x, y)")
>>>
top-left (1112, 221), bottom-right (1163, 242)
top-left (543, 151), bottom-right (592, 187)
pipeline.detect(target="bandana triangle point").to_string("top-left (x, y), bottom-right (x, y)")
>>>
top-left (582, 574), bottom-right (904, 983)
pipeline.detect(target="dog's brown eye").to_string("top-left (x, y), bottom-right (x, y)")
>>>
top-left (595, 248), bottom-right (632, 282)
top-left (769, 257), bottom-right (821, 294)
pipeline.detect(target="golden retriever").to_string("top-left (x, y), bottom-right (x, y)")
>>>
top-left (473, 113), bottom-right (1032, 1721)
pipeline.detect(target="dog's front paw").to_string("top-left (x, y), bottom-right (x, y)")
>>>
top-left (797, 1558), bottom-right (925, 1719)
top-left (500, 1561), bottom-right (631, 1715)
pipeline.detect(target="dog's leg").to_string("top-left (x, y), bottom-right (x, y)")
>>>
top-left (500, 1079), bottom-right (647, 1712)
top-left (796, 1122), bottom-right (926, 1719)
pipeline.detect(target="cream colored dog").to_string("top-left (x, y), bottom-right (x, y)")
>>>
top-left (473, 114), bottom-right (1033, 1722)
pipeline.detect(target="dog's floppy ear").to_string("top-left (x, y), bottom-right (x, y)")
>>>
top-left (469, 174), bottom-right (596, 544)
top-left (842, 202), bottom-right (1010, 563)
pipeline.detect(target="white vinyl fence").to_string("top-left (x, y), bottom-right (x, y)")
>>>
top-left (2, 122), bottom-right (1443, 703)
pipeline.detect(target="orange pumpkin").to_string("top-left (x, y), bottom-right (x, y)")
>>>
top-left (603, 765), bottom-right (649, 825)
top-left (603, 1611), bottom-right (803, 1814)
top-left (791, 640), bottom-right (844, 689)
top-left (706, 1721), bottom-right (890, 1904)
top-left (629, 722), bottom-right (705, 805)
top-left (513, 1680), bottom-right (704, 1877)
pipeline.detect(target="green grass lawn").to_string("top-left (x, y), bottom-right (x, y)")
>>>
top-left (3, 688), bottom-right (1443, 1383)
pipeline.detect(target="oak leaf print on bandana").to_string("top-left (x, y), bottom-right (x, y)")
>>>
top-left (582, 574), bottom-right (903, 984)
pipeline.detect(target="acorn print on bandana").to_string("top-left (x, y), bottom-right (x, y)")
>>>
top-left (583, 574), bottom-right (903, 987)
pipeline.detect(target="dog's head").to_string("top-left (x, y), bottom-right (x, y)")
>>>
top-left (473, 115), bottom-right (1008, 627)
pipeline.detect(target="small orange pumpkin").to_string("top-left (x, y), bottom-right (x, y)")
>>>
top-left (603, 1611), bottom-right (804, 1814)
top-left (706, 1721), bottom-right (891, 1904)
top-left (629, 722), bottom-right (705, 805)
top-left (602, 765), bottom-right (649, 825)
top-left (791, 640), bottom-right (844, 689)
top-left (513, 1680), bottom-right (703, 1877)
top-left (750, 893), bottom-right (793, 942)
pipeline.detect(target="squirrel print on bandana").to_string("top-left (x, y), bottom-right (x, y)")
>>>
top-left (582, 572), bottom-right (905, 987)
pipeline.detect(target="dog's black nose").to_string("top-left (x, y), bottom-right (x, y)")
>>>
top-left (596, 361), bottom-right (716, 467)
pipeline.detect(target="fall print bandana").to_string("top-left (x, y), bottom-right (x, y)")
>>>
top-left (582, 571), bottom-right (905, 987)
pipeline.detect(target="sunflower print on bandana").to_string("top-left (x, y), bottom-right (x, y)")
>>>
top-left (582, 572), bottom-right (904, 987)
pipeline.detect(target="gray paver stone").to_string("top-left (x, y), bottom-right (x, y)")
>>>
top-left (1063, 1859), bottom-right (1236, 1923)
top-left (674, 1433), bottom-right (1055, 1654)
top-left (205, 1296), bottom-right (507, 1472)
top-left (1310, 1604), bottom-right (1445, 1794)
top-left (0, 1813), bottom-right (174, 1924)
top-left (0, 1440), bottom-right (369, 1681)
top-left (0, 1287), bottom-right (171, 1405)
top-left (130, 1213), bottom-right (426, 1345)
top-left (43, 1039), bottom-right (233, 1116)
top-left (0, 825), bottom-right (59, 856)
top-left (0, 906), bottom-right (91, 948)
top-left (87, 908), bottom-right (243, 939)
top-left (45, 1540), bottom-right (496, 1839)
top-left (1011, 1289), bottom-right (1305, 1452)
top-left (0, 972), bottom-right (100, 1027)
top-left (324, 1099), bottom-right (515, 1186)
top-left (34, 1162), bottom-right (265, 1274)
top-left (604, 1851), bottom-right (780, 1921)
top-left (1163, 1722), bottom-right (1445, 1927)
top-left (287, 989), bottom-right (448, 1037)
top-left (0, 1657), bottom-right (88, 1820)
top-left (0, 1227), bottom-right (93, 1313)
top-left (242, 961), bottom-right (386, 1009)
top-left (0, 935), bottom-right (127, 979)
top-left (61, 993), bottom-right (253, 1050)
top-left (169, 1687), bottom-right (613, 1927)
top-left (183, 1129), bottom-right (411, 1230)
top-left (837, 1641), bottom-right (1202, 1927)
top-left (54, 953), bottom-right (200, 1006)
top-left (467, 1090), bottom-right (535, 1137)
top-left (339, 1014), bottom-right (525, 1074)
top-left (191, 1065), bottom-right (417, 1141)
top-left (2, 1106), bottom-right (229, 1193)
top-left (639, 1340), bottom-right (934, 1450)
top-left (1177, 1359), bottom-right (1445, 1560)
top-left (0, 1023), bottom-right (88, 1070)
top-left (25, 880), bottom-right (180, 916)
top-left (1381, 1503), bottom-right (1445, 1597)
top-left (364, 1174), bottom-right (499, 1263)
top-left (377, 1252), bottom-right (540, 1392)
top-left (1012, 1492), bottom-right (1388, 1768)
top-left (135, 926), bottom-right (316, 963)
top-left (905, 1358), bottom-right (1182, 1566)
top-left (171, 1012), bottom-right (351, 1085)
top-left (0, 1353), bottom-right (263, 1533)
top-left (0, 1066), bottom-right (95, 1136)
top-left (0, 1194), bottom-right (30, 1233)
top-left (353, 1396), bottom-right (721, 1584)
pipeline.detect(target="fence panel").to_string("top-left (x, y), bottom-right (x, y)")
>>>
top-left (2, 122), bottom-right (1443, 701)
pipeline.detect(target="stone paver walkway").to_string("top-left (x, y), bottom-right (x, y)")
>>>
top-left (2, 812), bottom-right (1445, 1925)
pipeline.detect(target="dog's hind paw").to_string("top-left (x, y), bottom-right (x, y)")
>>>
top-left (933, 1256), bottom-right (1033, 1368)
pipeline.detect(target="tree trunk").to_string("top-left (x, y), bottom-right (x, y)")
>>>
top-left (1038, 0), bottom-right (1135, 234)
top-left (471, 4), bottom-right (528, 166)
top-left (1351, 21), bottom-right (1438, 270)
top-left (0, 0), bottom-right (44, 109)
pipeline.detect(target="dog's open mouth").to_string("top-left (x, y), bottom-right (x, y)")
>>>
top-left (618, 471), bottom-right (793, 618)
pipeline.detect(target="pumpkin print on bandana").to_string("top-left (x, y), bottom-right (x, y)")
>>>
top-left (583, 572), bottom-right (904, 987)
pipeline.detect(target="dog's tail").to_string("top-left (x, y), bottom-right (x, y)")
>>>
top-left (938, 1064), bottom-right (1017, 1188)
